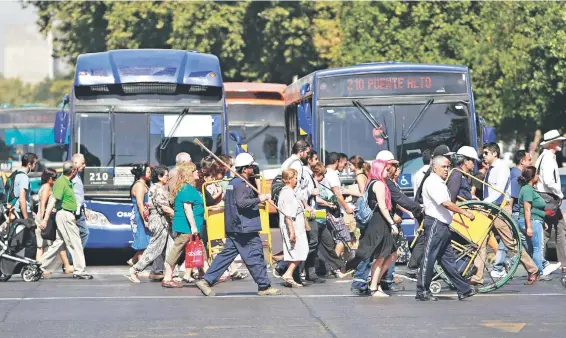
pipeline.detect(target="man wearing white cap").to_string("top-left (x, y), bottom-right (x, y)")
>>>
top-left (535, 129), bottom-right (566, 273)
top-left (446, 146), bottom-right (479, 202)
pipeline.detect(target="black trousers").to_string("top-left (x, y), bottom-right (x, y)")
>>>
top-left (416, 216), bottom-right (471, 296)
top-left (304, 220), bottom-right (322, 280)
top-left (407, 235), bottom-right (425, 271)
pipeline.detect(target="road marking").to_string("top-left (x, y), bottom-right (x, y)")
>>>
top-left (0, 292), bottom-right (563, 301)
top-left (481, 320), bottom-right (526, 333)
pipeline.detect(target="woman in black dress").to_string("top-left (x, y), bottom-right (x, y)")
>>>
top-left (356, 159), bottom-right (398, 297)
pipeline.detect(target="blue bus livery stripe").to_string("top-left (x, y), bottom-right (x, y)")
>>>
top-left (4, 128), bottom-right (59, 145)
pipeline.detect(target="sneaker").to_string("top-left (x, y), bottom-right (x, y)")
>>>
top-left (258, 287), bottom-right (282, 296)
top-left (458, 287), bottom-right (477, 300)
top-left (542, 262), bottom-right (561, 276)
top-left (490, 269), bottom-right (507, 279)
top-left (415, 293), bottom-right (438, 301)
top-left (194, 280), bottom-right (215, 297)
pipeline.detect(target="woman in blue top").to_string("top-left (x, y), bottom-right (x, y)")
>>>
top-left (162, 162), bottom-right (205, 288)
top-left (127, 163), bottom-right (152, 267)
top-left (518, 166), bottom-right (546, 274)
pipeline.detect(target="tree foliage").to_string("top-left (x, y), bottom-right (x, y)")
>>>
top-left (24, 0), bottom-right (566, 139)
top-left (0, 76), bottom-right (71, 106)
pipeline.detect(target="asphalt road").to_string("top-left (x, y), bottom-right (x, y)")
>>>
top-left (1, 264), bottom-right (565, 338)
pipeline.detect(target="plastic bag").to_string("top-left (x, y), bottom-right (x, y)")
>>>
top-left (185, 234), bottom-right (204, 269)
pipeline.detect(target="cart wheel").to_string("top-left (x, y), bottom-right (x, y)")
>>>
top-left (561, 276), bottom-right (566, 288)
top-left (0, 272), bottom-right (11, 282)
top-left (21, 266), bottom-right (37, 282)
top-left (33, 271), bottom-right (42, 282)
top-left (430, 281), bottom-right (442, 294)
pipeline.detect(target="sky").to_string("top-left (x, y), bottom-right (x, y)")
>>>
top-left (0, 1), bottom-right (37, 75)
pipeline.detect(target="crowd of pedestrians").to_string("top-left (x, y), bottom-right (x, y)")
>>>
top-left (3, 128), bottom-right (565, 300)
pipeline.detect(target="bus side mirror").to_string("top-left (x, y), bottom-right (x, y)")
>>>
top-left (54, 110), bottom-right (70, 144)
top-left (54, 94), bottom-right (70, 144)
top-left (482, 125), bottom-right (496, 144)
top-left (229, 131), bottom-right (246, 155)
top-left (300, 83), bottom-right (311, 98)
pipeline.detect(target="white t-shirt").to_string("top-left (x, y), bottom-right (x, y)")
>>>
top-left (281, 155), bottom-right (308, 202)
top-left (535, 149), bottom-right (563, 199)
top-left (324, 168), bottom-right (345, 212)
top-left (422, 172), bottom-right (453, 224)
top-left (413, 165), bottom-right (430, 197)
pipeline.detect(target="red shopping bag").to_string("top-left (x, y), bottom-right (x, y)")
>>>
top-left (185, 234), bottom-right (204, 269)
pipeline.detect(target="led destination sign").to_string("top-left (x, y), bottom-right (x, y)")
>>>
top-left (318, 72), bottom-right (468, 98)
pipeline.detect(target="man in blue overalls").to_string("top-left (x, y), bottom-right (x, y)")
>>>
top-left (195, 153), bottom-right (281, 296)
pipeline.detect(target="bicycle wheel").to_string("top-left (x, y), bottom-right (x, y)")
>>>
top-left (457, 201), bottom-right (522, 293)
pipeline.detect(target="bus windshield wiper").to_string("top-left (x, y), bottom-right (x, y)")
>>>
top-left (105, 106), bottom-right (116, 167)
top-left (352, 100), bottom-right (389, 140)
top-left (243, 123), bottom-right (270, 144)
top-left (398, 98), bottom-right (434, 174)
top-left (352, 100), bottom-right (390, 152)
top-left (160, 107), bottom-right (189, 150)
top-left (403, 98), bottom-right (434, 141)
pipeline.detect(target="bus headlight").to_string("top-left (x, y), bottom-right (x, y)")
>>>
top-left (84, 209), bottom-right (111, 226)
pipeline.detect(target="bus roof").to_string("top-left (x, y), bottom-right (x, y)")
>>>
top-left (224, 82), bottom-right (286, 93)
top-left (74, 49), bottom-right (223, 88)
top-left (225, 82), bottom-right (286, 105)
top-left (286, 62), bottom-right (469, 104)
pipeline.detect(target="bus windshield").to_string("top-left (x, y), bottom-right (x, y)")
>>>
top-left (76, 112), bottom-right (223, 191)
top-left (0, 110), bottom-right (67, 168)
top-left (227, 104), bottom-right (285, 169)
top-left (319, 102), bottom-right (470, 177)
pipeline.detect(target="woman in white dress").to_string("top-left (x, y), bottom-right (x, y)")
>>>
top-left (278, 168), bottom-right (308, 287)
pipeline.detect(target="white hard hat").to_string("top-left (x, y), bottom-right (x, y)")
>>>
top-left (234, 153), bottom-right (257, 168)
top-left (375, 150), bottom-right (399, 164)
top-left (456, 146), bottom-right (479, 161)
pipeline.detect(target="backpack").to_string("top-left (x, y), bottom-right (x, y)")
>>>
top-left (355, 180), bottom-right (378, 229)
top-left (271, 158), bottom-right (302, 205)
top-left (3, 171), bottom-right (26, 206)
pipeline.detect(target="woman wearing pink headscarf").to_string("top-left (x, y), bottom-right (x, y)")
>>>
top-left (354, 159), bottom-right (398, 297)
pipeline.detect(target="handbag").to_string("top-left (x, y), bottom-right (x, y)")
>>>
top-left (41, 213), bottom-right (57, 241)
top-left (185, 234), bottom-right (204, 269)
top-left (536, 153), bottom-right (561, 217)
top-left (538, 192), bottom-right (561, 217)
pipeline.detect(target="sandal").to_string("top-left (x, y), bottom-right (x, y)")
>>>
top-left (524, 272), bottom-right (538, 285)
top-left (370, 287), bottom-right (390, 298)
top-left (161, 280), bottom-right (183, 288)
top-left (334, 269), bottom-right (355, 279)
top-left (231, 271), bottom-right (248, 280)
top-left (128, 267), bottom-right (140, 283)
top-left (282, 276), bottom-right (303, 288)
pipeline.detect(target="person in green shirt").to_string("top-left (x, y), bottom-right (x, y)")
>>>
top-left (38, 161), bottom-right (93, 280)
top-left (518, 166), bottom-right (547, 274)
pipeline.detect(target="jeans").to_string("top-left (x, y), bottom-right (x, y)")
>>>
top-left (382, 262), bottom-right (395, 283)
top-left (518, 217), bottom-right (545, 273)
top-left (351, 258), bottom-right (371, 292)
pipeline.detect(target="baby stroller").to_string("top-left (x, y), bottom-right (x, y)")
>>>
top-left (0, 206), bottom-right (42, 282)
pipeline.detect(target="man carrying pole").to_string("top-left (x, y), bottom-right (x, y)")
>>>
top-left (194, 150), bottom-right (281, 297)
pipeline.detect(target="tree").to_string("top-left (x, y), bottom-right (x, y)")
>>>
top-left (104, 1), bottom-right (172, 50)
top-left (27, 1), bottom-right (109, 62)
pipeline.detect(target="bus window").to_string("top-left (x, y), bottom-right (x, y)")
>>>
top-left (227, 104), bottom-right (285, 170)
top-left (149, 114), bottom-right (223, 167)
top-left (394, 103), bottom-right (470, 173)
top-left (319, 105), bottom-right (394, 163)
